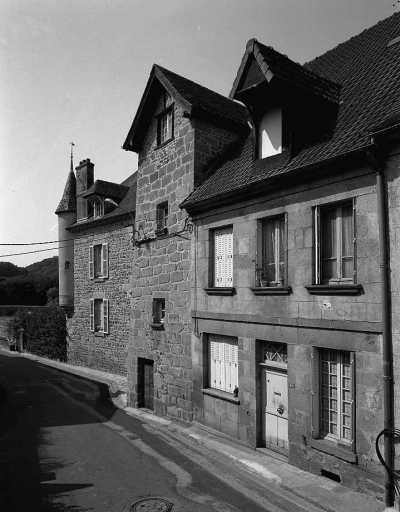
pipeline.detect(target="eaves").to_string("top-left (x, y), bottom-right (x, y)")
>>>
top-left (67, 211), bottom-right (134, 233)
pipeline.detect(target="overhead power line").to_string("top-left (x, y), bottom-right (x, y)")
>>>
top-left (0, 245), bottom-right (73, 258)
top-left (0, 238), bottom-right (74, 246)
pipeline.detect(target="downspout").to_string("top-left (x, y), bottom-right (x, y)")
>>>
top-left (366, 147), bottom-right (394, 507)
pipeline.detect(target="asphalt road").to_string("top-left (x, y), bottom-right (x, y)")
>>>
top-left (0, 351), bottom-right (320, 512)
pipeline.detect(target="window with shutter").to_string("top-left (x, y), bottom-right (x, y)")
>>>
top-left (214, 227), bottom-right (233, 287)
top-left (90, 243), bottom-right (109, 279)
top-left (316, 202), bottom-right (355, 284)
top-left (257, 215), bottom-right (287, 286)
top-left (91, 298), bottom-right (109, 334)
top-left (209, 334), bottom-right (238, 393)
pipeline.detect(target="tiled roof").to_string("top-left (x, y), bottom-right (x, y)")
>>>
top-left (183, 12), bottom-right (400, 209)
top-left (55, 169), bottom-right (76, 214)
top-left (156, 65), bottom-right (248, 126)
top-left (122, 65), bottom-right (248, 151)
top-left (230, 39), bottom-right (341, 104)
top-left (82, 180), bottom-right (129, 200)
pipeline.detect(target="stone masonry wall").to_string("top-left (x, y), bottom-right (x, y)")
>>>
top-left (68, 221), bottom-right (133, 376)
top-left (127, 88), bottom-right (241, 421)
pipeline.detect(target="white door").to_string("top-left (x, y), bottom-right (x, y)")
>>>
top-left (262, 367), bottom-right (288, 449)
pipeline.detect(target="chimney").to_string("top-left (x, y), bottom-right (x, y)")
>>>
top-left (76, 158), bottom-right (94, 221)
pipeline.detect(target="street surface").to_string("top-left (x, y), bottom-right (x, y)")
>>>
top-left (0, 351), bottom-right (320, 512)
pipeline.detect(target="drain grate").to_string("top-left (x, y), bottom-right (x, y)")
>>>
top-left (130, 497), bottom-right (173, 512)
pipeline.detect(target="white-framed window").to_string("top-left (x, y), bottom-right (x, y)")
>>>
top-left (315, 201), bottom-right (355, 284)
top-left (89, 243), bottom-right (108, 279)
top-left (213, 226), bottom-right (233, 288)
top-left (209, 334), bottom-right (238, 394)
top-left (158, 107), bottom-right (174, 145)
top-left (257, 215), bottom-right (287, 286)
top-left (90, 298), bottom-right (109, 334)
top-left (156, 202), bottom-right (168, 232)
top-left (311, 348), bottom-right (355, 447)
top-left (152, 298), bottom-right (165, 324)
top-left (93, 198), bottom-right (104, 219)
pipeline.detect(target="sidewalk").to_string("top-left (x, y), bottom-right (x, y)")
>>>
top-left (19, 351), bottom-right (389, 512)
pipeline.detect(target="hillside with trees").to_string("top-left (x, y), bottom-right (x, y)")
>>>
top-left (0, 257), bottom-right (59, 305)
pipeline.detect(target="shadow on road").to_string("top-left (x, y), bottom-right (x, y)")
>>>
top-left (0, 352), bottom-right (119, 511)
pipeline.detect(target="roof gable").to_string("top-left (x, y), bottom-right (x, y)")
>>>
top-left (122, 65), bottom-right (248, 153)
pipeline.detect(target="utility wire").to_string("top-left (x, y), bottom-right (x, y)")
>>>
top-left (0, 245), bottom-right (73, 258)
top-left (0, 238), bottom-right (74, 246)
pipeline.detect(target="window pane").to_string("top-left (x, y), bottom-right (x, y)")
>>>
top-left (321, 208), bottom-right (337, 260)
top-left (341, 205), bottom-right (353, 279)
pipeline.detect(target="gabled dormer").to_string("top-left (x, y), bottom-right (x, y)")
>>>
top-left (229, 39), bottom-right (341, 165)
top-left (82, 180), bottom-right (129, 219)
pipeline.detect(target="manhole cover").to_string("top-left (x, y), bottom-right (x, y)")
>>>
top-left (131, 497), bottom-right (173, 512)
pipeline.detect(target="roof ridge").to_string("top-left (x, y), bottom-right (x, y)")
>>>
top-left (154, 64), bottom-right (246, 109)
top-left (304, 11), bottom-right (400, 68)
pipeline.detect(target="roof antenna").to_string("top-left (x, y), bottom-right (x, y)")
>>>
top-left (70, 141), bottom-right (75, 172)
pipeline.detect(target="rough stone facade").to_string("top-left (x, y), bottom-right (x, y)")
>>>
top-left (68, 221), bottom-right (133, 376)
top-left (127, 88), bottom-right (239, 421)
top-left (191, 162), bottom-right (386, 497)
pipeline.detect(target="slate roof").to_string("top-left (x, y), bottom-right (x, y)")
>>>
top-left (123, 65), bottom-right (248, 151)
top-left (182, 12), bottom-right (400, 210)
top-left (230, 39), bottom-right (341, 104)
top-left (82, 180), bottom-right (129, 200)
top-left (55, 169), bottom-right (76, 214)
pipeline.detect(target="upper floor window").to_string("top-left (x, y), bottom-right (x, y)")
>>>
top-left (152, 298), bottom-right (165, 325)
top-left (156, 202), bottom-right (168, 233)
top-left (257, 106), bottom-right (283, 159)
top-left (157, 106), bottom-right (174, 146)
top-left (213, 226), bottom-right (233, 288)
top-left (316, 202), bottom-right (355, 285)
top-left (93, 198), bottom-right (104, 218)
top-left (257, 215), bottom-right (287, 287)
top-left (89, 243), bottom-right (108, 279)
top-left (90, 298), bottom-right (109, 334)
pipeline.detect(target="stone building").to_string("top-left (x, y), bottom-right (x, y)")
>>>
top-left (181, 13), bottom-right (400, 500)
top-left (121, 65), bottom-right (248, 419)
top-left (56, 11), bottom-right (400, 502)
top-left (56, 158), bottom-right (137, 376)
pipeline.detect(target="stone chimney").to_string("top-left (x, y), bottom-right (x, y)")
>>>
top-left (76, 158), bottom-right (94, 221)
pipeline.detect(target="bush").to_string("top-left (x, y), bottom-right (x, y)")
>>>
top-left (8, 306), bottom-right (68, 361)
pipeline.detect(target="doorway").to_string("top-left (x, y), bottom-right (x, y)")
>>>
top-left (259, 342), bottom-right (288, 450)
top-left (138, 358), bottom-right (154, 410)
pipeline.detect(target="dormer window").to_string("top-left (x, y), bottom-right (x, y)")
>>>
top-left (157, 106), bottom-right (174, 146)
top-left (257, 106), bottom-right (283, 159)
top-left (93, 198), bottom-right (104, 218)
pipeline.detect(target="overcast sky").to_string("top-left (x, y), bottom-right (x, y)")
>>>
top-left (1, 0), bottom-right (398, 267)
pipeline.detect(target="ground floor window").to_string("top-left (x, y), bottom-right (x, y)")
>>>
top-left (312, 348), bottom-right (354, 446)
top-left (90, 298), bottom-right (109, 334)
top-left (209, 334), bottom-right (238, 394)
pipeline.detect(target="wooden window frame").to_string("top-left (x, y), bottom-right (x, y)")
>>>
top-left (208, 334), bottom-right (238, 394)
top-left (157, 105), bottom-right (174, 147)
top-left (156, 201), bottom-right (168, 234)
top-left (256, 214), bottom-right (287, 287)
top-left (89, 243), bottom-right (109, 280)
top-left (151, 298), bottom-right (165, 329)
top-left (90, 298), bottom-right (109, 334)
top-left (212, 226), bottom-right (233, 289)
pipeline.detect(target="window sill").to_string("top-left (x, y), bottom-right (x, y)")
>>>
top-left (156, 137), bottom-right (174, 150)
top-left (309, 437), bottom-right (357, 463)
top-left (94, 277), bottom-right (108, 283)
top-left (201, 388), bottom-right (240, 404)
top-left (150, 322), bottom-right (165, 331)
top-left (204, 287), bottom-right (236, 296)
top-left (155, 227), bottom-right (168, 237)
top-left (251, 286), bottom-right (292, 296)
top-left (94, 331), bottom-right (105, 337)
top-left (305, 284), bottom-right (362, 295)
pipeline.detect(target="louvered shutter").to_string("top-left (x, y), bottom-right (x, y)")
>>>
top-left (315, 207), bottom-right (321, 284)
top-left (311, 348), bottom-right (320, 438)
top-left (102, 243), bottom-right (108, 278)
top-left (90, 299), bottom-right (94, 332)
top-left (103, 299), bottom-right (109, 334)
top-left (89, 245), bottom-right (94, 279)
top-left (214, 227), bottom-right (233, 287)
top-left (226, 339), bottom-right (238, 392)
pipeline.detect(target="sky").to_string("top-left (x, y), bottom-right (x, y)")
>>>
top-left (1, 0), bottom-right (398, 267)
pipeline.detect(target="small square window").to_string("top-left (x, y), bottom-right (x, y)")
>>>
top-left (156, 202), bottom-right (168, 233)
top-left (152, 298), bottom-right (165, 325)
top-left (157, 107), bottom-right (174, 146)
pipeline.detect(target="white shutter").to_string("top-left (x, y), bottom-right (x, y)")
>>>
top-left (226, 340), bottom-right (238, 392)
top-left (102, 243), bottom-right (108, 278)
top-left (89, 245), bottom-right (94, 279)
top-left (311, 348), bottom-right (320, 438)
top-left (315, 207), bottom-right (320, 284)
top-left (90, 299), bottom-right (94, 332)
top-left (214, 227), bottom-right (233, 287)
top-left (103, 299), bottom-right (109, 334)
